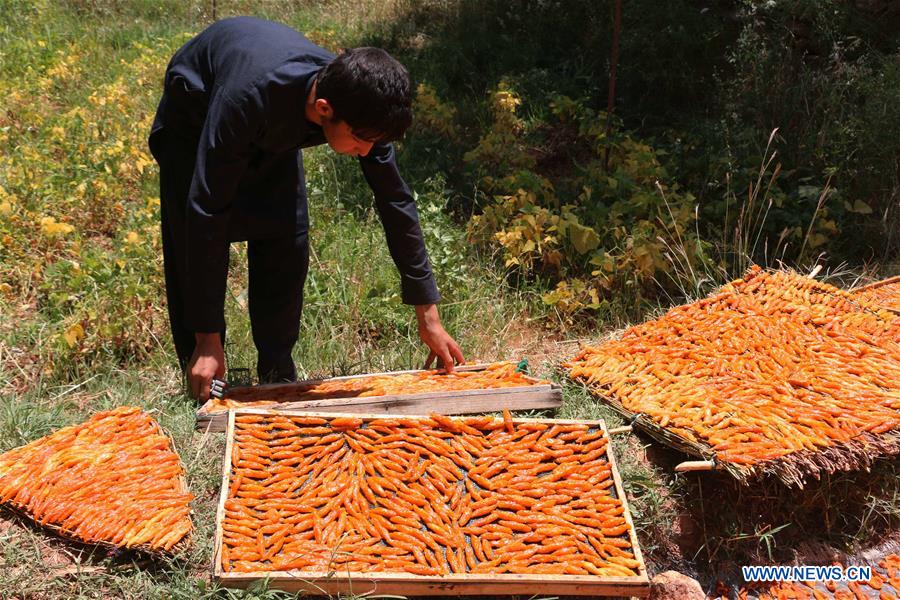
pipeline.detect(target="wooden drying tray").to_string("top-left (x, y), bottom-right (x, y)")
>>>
top-left (571, 381), bottom-right (900, 487)
top-left (196, 363), bottom-right (563, 432)
top-left (1, 418), bottom-right (193, 557)
top-left (212, 408), bottom-right (649, 597)
top-left (563, 269), bottom-right (900, 486)
top-left (850, 275), bottom-right (900, 314)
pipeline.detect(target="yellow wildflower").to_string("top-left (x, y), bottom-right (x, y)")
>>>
top-left (40, 216), bottom-right (75, 237)
top-left (62, 323), bottom-right (84, 348)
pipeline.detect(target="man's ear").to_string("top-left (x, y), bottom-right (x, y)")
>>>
top-left (314, 98), bottom-right (334, 120)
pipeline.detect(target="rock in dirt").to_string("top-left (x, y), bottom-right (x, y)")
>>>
top-left (673, 513), bottom-right (702, 556)
top-left (650, 570), bottom-right (705, 600)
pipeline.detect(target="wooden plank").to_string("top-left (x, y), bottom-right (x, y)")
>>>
top-left (850, 276), bottom-right (900, 315)
top-left (197, 385), bottom-right (563, 432)
top-left (602, 421), bottom-right (649, 583)
top-left (211, 410), bottom-right (235, 579)
top-left (228, 406), bottom-right (600, 426)
top-left (213, 383), bottom-right (556, 412)
top-left (212, 409), bottom-right (650, 596)
top-left (851, 275), bottom-right (900, 292)
top-left (224, 363), bottom-right (544, 402)
top-left (214, 571), bottom-right (648, 596)
top-left (199, 385), bottom-right (560, 425)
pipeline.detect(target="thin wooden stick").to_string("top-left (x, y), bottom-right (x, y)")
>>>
top-left (675, 460), bottom-right (716, 473)
top-left (607, 425), bottom-right (633, 436)
top-left (851, 275), bottom-right (900, 291)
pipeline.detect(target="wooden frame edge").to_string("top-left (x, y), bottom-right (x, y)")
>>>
top-left (850, 275), bottom-right (900, 292)
top-left (196, 384), bottom-right (564, 431)
top-left (212, 410), bottom-right (236, 579)
top-left (227, 406), bottom-right (602, 426)
top-left (601, 421), bottom-right (649, 582)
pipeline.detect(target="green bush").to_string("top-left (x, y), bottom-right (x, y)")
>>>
top-left (463, 85), bottom-right (711, 318)
top-left (358, 0), bottom-right (899, 319)
top-left (707, 0), bottom-right (900, 261)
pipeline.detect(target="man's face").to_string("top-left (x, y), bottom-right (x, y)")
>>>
top-left (321, 118), bottom-right (376, 157)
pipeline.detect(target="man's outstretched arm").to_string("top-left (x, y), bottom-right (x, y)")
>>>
top-left (359, 143), bottom-right (465, 370)
top-left (183, 91), bottom-right (258, 399)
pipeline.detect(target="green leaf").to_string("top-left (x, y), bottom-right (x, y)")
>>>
top-left (569, 223), bottom-right (601, 254)
top-left (798, 185), bottom-right (821, 200)
top-left (848, 199), bottom-right (873, 215)
top-left (808, 232), bottom-right (828, 249)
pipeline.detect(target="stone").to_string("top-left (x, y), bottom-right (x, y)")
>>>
top-left (650, 570), bottom-right (705, 600)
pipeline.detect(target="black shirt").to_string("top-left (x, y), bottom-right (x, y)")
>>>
top-left (150, 17), bottom-right (440, 333)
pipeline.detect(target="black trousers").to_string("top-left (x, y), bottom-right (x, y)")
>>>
top-left (151, 128), bottom-right (308, 383)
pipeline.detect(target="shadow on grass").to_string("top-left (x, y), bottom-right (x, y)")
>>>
top-left (632, 430), bottom-right (900, 590)
top-left (0, 504), bottom-right (201, 586)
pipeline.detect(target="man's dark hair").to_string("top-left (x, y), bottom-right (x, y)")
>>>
top-left (315, 47), bottom-right (413, 143)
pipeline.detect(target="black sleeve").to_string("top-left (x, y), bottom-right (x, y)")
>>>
top-left (184, 91), bottom-right (258, 332)
top-left (358, 143), bottom-right (441, 305)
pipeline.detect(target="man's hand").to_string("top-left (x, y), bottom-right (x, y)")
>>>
top-left (187, 332), bottom-right (226, 401)
top-left (416, 304), bottom-right (465, 373)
